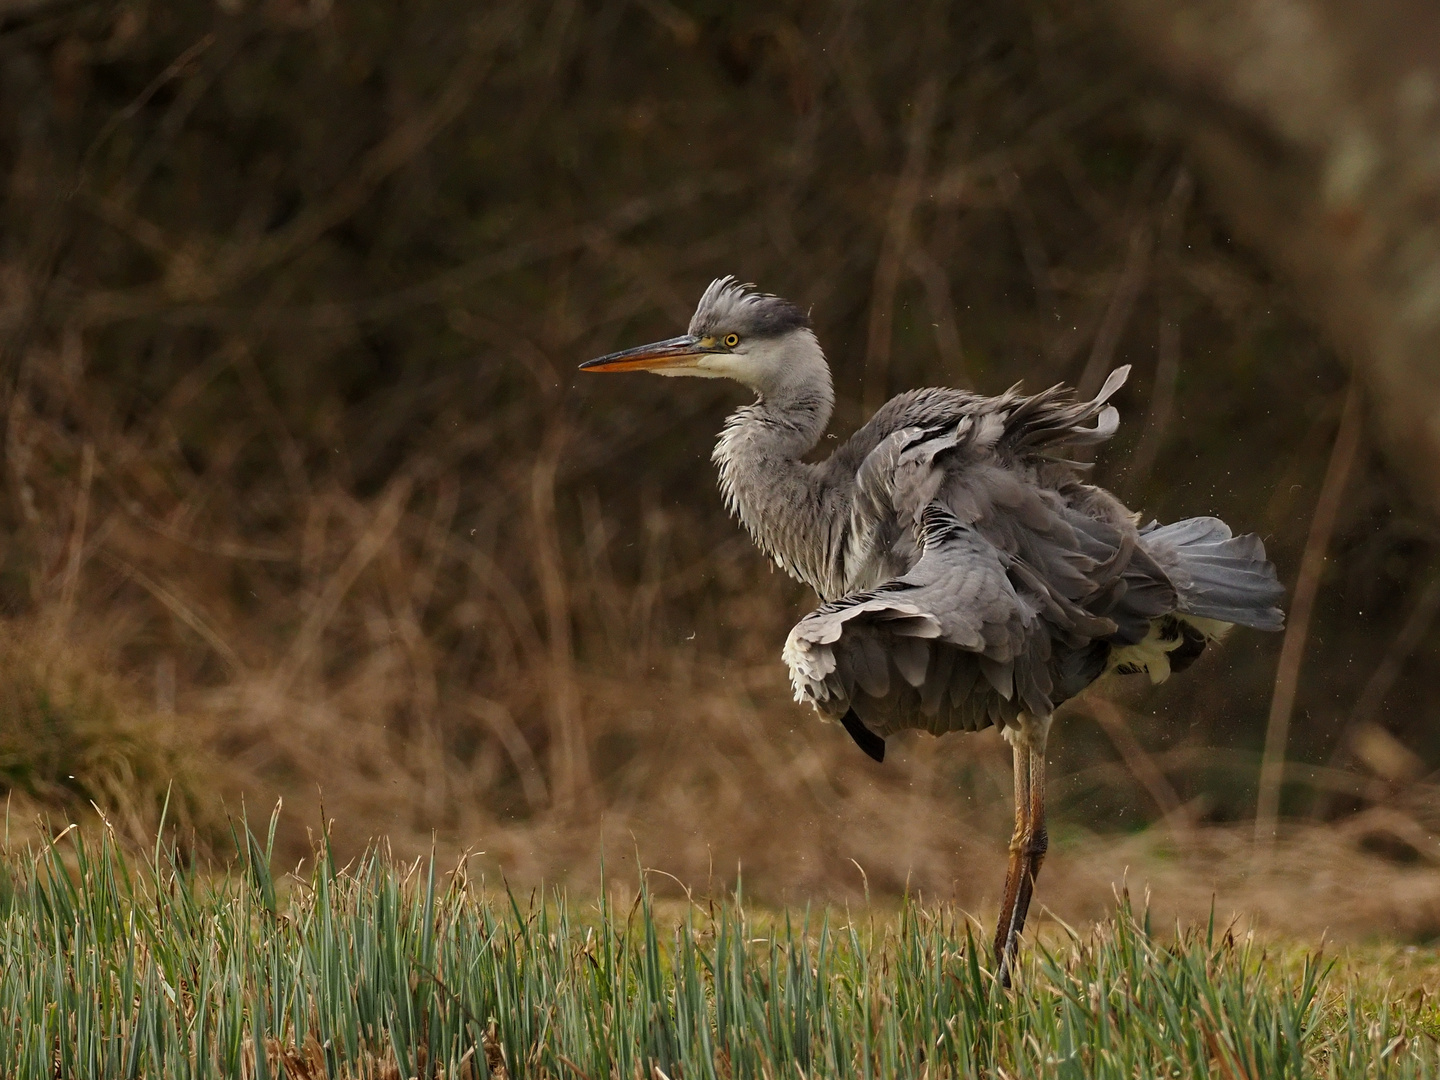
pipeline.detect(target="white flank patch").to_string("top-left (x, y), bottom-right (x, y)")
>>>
top-left (1107, 615), bottom-right (1233, 684)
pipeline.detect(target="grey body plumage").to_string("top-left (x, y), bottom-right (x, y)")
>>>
top-left (581, 276), bottom-right (1285, 984)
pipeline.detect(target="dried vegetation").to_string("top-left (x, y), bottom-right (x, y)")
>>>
top-left (0, 0), bottom-right (1438, 922)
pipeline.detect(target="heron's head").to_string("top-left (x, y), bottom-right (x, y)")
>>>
top-left (580, 277), bottom-right (822, 397)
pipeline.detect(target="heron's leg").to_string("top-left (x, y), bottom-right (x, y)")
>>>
top-left (1009, 726), bottom-right (1051, 959)
top-left (993, 725), bottom-right (1033, 983)
top-left (992, 715), bottom-right (1051, 988)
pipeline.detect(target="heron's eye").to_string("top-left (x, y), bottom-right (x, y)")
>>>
top-left (723, 333), bottom-right (741, 348)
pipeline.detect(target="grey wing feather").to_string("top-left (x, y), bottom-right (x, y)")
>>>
top-left (788, 365), bottom-right (1284, 753)
top-left (845, 427), bottom-right (927, 592)
top-left (838, 367), bottom-right (1134, 595)
top-left (794, 369), bottom-right (1146, 739)
top-left (784, 504), bottom-right (1046, 739)
top-left (998, 364), bottom-right (1129, 455)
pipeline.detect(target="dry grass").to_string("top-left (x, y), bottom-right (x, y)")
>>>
top-left (0, 620), bottom-right (217, 852)
top-left (1, 0), bottom-right (1439, 938)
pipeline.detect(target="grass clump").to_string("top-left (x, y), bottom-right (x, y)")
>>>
top-left (0, 813), bottom-right (1434, 1078)
top-left (0, 625), bottom-right (218, 850)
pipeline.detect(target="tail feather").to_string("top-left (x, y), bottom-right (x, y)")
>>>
top-left (1140, 517), bottom-right (1285, 631)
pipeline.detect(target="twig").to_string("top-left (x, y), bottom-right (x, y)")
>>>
top-left (273, 475), bottom-right (414, 692)
top-left (1055, 744), bottom-right (1401, 805)
top-left (864, 77), bottom-right (939, 416)
top-left (993, 160), bottom-right (1056, 315)
top-left (1255, 379), bottom-right (1364, 850)
top-left (1311, 569), bottom-right (1440, 816)
top-left (827, 5), bottom-right (887, 154)
top-left (118, 31), bottom-right (241, 205)
top-left (1126, 167), bottom-right (1194, 494)
top-left (928, 82), bottom-right (1126, 206)
top-left (1077, 219), bottom-right (1153, 398)
top-left (79, 10), bottom-right (516, 322)
top-left (1082, 696), bottom-right (1189, 836)
top-left (906, 245), bottom-right (970, 384)
top-left (57, 441), bottom-right (94, 626)
top-left (226, 340), bottom-right (311, 504)
top-left (100, 550), bottom-right (244, 673)
top-left (87, 177), bottom-right (742, 331)
top-left (77, 32), bottom-right (216, 175)
top-left (1345, 572), bottom-right (1440, 740)
top-left (470, 697), bottom-right (549, 812)
top-left (531, 425), bottom-right (590, 814)
top-left (217, 17), bottom-right (507, 281)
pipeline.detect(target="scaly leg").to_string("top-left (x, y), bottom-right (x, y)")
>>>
top-left (992, 715), bottom-right (1051, 988)
top-left (993, 728), bottom-right (1031, 981)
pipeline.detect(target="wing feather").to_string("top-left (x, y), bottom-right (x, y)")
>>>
top-left (784, 504), bottom-right (1043, 740)
top-left (891, 637), bottom-right (930, 688)
top-left (786, 365), bottom-right (1281, 759)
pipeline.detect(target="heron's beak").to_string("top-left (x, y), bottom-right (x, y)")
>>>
top-left (579, 334), bottom-right (719, 373)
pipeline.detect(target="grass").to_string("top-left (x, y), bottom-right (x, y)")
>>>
top-left (0, 810), bottom-right (1436, 1079)
top-left (0, 626), bottom-right (219, 856)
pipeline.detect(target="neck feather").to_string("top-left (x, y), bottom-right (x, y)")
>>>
top-left (713, 341), bottom-right (840, 595)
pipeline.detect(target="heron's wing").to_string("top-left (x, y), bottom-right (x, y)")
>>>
top-left (995, 364), bottom-right (1130, 458)
top-left (792, 365), bottom-right (1277, 757)
top-left (802, 367), bottom-right (1183, 750)
top-left (839, 367), bottom-right (1134, 595)
top-left (784, 503), bottom-right (1055, 741)
top-left (842, 367), bottom-right (1169, 643)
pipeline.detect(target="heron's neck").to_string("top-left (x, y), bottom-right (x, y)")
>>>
top-left (714, 354), bottom-right (840, 595)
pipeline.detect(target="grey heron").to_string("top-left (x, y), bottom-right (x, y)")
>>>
top-left (580, 277), bottom-right (1284, 985)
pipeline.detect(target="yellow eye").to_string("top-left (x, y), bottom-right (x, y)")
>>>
top-left (723, 333), bottom-right (740, 348)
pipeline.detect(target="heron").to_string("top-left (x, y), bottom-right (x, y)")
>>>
top-left (580, 277), bottom-right (1284, 985)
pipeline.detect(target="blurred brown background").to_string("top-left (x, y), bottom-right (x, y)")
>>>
top-left (4, 0), bottom-right (1440, 935)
